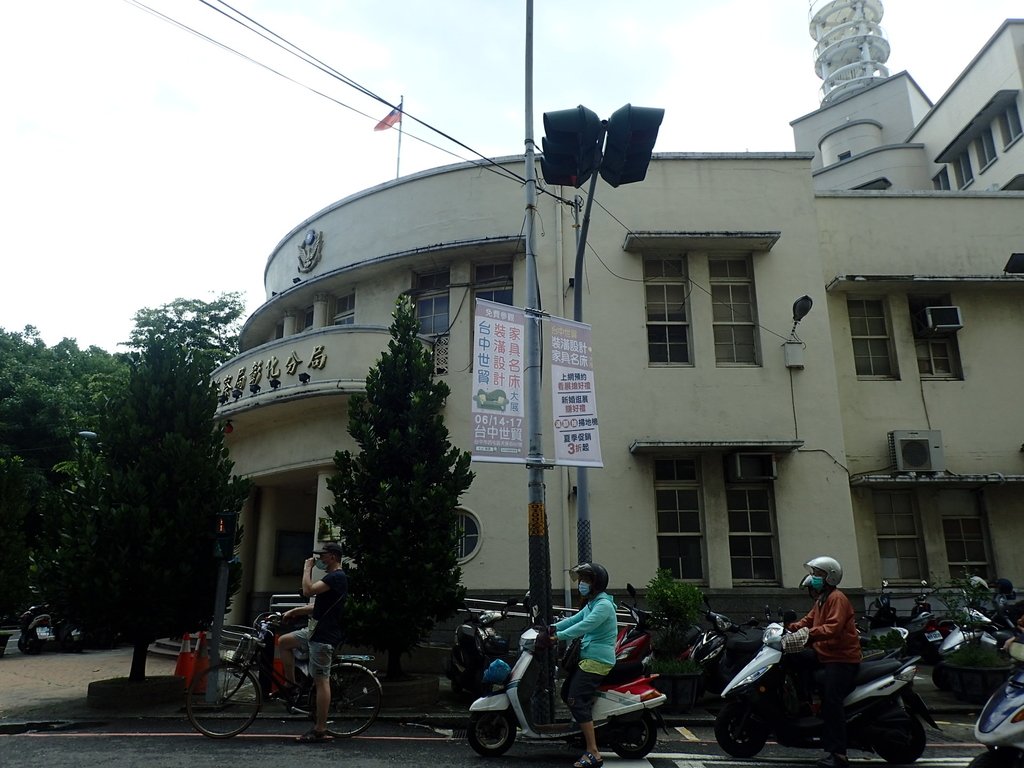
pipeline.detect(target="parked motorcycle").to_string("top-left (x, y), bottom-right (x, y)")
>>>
top-left (17, 603), bottom-right (83, 654)
top-left (933, 594), bottom-right (1018, 690)
top-left (713, 611), bottom-right (938, 763)
top-left (466, 593), bottom-right (667, 759)
top-left (614, 583), bottom-right (655, 664)
top-left (968, 636), bottom-right (1024, 768)
top-left (446, 597), bottom-right (517, 696)
top-left (689, 597), bottom-right (763, 696)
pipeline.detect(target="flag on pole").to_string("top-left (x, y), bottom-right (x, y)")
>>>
top-left (374, 104), bottom-right (402, 131)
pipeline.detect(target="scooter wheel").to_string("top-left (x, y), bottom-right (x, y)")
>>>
top-left (932, 662), bottom-right (952, 691)
top-left (873, 713), bottom-right (926, 764)
top-left (18, 634), bottom-right (42, 655)
top-left (714, 701), bottom-right (769, 758)
top-left (967, 747), bottom-right (1020, 768)
top-left (467, 710), bottom-right (517, 757)
top-left (610, 710), bottom-right (658, 759)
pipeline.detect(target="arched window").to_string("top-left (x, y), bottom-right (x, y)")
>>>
top-left (456, 509), bottom-right (481, 562)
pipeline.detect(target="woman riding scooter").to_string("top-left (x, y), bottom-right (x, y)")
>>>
top-left (543, 563), bottom-right (618, 768)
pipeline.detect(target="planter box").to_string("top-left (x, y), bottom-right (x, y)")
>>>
top-left (652, 672), bottom-right (700, 713)
top-left (945, 664), bottom-right (1012, 705)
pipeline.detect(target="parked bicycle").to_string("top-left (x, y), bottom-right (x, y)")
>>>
top-left (185, 612), bottom-right (382, 739)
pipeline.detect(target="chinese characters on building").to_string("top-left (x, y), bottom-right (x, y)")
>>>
top-left (219, 344), bottom-right (327, 398)
top-left (471, 299), bottom-right (526, 463)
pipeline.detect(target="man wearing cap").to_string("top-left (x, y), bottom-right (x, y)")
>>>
top-left (279, 541), bottom-right (348, 743)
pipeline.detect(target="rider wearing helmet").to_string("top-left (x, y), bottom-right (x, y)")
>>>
top-left (787, 556), bottom-right (861, 768)
top-left (547, 563), bottom-right (617, 768)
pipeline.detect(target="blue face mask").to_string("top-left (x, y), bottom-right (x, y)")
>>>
top-left (314, 559), bottom-right (328, 571)
top-left (578, 582), bottom-right (591, 597)
top-left (808, 575), bottom-right (825, 591)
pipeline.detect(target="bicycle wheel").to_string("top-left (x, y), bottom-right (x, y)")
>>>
top-left (186, 662), bottom-right (262, 738)
top-left (320, 663), bottom-right (382, 738)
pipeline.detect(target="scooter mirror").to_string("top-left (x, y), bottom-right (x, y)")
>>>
top-left (627, 583), bottom-right (637, 599)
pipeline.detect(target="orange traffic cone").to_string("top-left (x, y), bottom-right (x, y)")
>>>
top-left (272, 635), bottom-right (285, 692)
top-left (192, 631), bottom-right (209, 694)
top-left (174, 632), bottom-right (194, 686)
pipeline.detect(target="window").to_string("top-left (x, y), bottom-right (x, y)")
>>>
top-left (414, 270), bottom-right (450, 336)
top-left (997, 102), bottom-right (1023, 148)
top-left (847, 298), bottom-right (896, 377)
top-left (455, 509), bottom-right (481, 562)
top-left (302, 305), bottom-right (315, 332)
top-left (727, 486), bottom-right (777, 582)
top-left (837, 150), bottom-right (852, 161)
top-left (334, 292), bottom-right (355, 325)
top-left (908, 295), bottom-right (961, 379)
top-left (942, 503), bottom-right (990, 580)
top-left (974, 127), bottom-right (997, 170)
top-left (654, 458), bottom-right (704, 581)
top-left (873, 491), bottom-right (925, 581)
top-left (953, 151), bottom-right (974, 188)
top-left (474, 263), bottom-right (513, 306)
top-left (932, 168), bottom-right (951, 191)
top-left (644, 255), bottom-right (691, 365)
top-left (709, 256), bottom-right (759, 366)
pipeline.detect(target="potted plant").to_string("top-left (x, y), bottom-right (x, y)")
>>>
top-left (933, 574), bottom-right (1012, 704)
top-left (644, 569), bottom-right (703, 712)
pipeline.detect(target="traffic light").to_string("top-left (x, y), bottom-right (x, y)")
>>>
top-left (213, 512), bottom-right (238, 560)
top-left (600, 104), bottom-right (665, 188)
top-left (540, 106), bottom-right (603, 187)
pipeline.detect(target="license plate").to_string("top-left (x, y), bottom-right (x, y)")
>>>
top-left (36, 627), bottom-right (52, 639)
top-left (925, 631), bottom-right (941, 642)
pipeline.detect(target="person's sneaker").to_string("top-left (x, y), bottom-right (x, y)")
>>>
top-left (815, 753), bottom-right (849, 768)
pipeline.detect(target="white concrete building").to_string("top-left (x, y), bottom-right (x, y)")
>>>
top-left (214, 9), bottom-right (1024, 618)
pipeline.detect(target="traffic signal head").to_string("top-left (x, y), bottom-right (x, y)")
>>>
top-left (600, 104), bottom-right (665, 188)
top-left (541, 105), bottom-right (602, 188)
top-left (213, 512), bottom-right (238, 559)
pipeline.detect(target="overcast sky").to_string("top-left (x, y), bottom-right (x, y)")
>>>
top-left (2, 0), bottom-right (1020, 352)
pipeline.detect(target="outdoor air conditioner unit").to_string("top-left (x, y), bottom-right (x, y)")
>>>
top-left (923, 306), bottom-right (963, 334)
top-left (727, 452), bottom-right (777, 482)
top-left (888, 430), bottom-right (945, 473)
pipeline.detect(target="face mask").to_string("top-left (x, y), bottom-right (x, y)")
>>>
top-left (809, 575), bottom-right (825, 591)
top-left (314, 559), bottom-right (328, 571)
top-left (578, 582), bottom-right (591, 597)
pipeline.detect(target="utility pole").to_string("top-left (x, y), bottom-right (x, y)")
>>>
top-left (522, 0), bottom-right (554, 723)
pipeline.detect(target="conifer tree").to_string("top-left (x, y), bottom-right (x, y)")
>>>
top-left (326, 297), bottom-right (474, 679)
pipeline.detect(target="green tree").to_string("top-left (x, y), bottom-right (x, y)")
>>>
top-left (125, 292), bottom-right (245, 369)
top-left (0, 457), bottom-right (31, 620)
top-left (326, 297), bottom-right (474, 679)
top-left (44, 334), bottom-right (250, 681)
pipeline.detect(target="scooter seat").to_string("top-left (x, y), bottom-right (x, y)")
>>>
top-left (725, 628), bottom-right (763, 654)
top-left (854, 659), bottom-right (902, 684)
top-left (603, 660), bottom-right (644, 685)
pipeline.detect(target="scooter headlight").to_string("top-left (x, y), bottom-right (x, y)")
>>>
top-left (736, 665), bottom-right (770, 688)
top-left (714, 615), bottom-right (730, 632)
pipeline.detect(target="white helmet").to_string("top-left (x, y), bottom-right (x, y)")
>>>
top-left (804, 556), bottom-right (843, 587)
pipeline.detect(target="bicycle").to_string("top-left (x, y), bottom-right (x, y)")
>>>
top-left (185, 612), bottom-right (382, 739)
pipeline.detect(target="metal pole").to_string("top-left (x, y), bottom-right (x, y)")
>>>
top-left (523, 0), bottom-right (554, 724)
top-left (206, 558), bottom-right (229, 704)
top-left (570, 132), bottom-right (603, 567)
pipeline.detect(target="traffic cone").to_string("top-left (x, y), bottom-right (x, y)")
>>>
top-left (174, 632), bottom-right (194, 687)
top-left (272, 635), bottom-right (285, 693)
top-left (193, 631), bottom-right (209, 694)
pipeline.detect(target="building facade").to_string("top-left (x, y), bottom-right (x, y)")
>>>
top-left (214, 14), bottom-right (1024, 620)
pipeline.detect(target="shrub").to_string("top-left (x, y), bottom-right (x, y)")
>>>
top-left (645, 569), bottom-right (703, 664)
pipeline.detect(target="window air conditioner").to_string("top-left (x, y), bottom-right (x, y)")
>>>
top-left (727, 452), bottom-right (777, 482)
top-left (888, 430), bottom-right (945, 473)
top-left (924, 306), bottom-right (963, 334)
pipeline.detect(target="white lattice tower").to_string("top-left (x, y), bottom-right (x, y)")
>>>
top-left (809, 0), bottom-right (891, 104)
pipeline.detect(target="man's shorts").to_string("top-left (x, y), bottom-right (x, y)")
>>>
top-left (291, 627), bottom-right (334, 678)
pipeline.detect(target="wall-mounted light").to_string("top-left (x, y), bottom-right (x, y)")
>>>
top-left (293, 277), bottom-right (301, 284)
top-left (224, 421), bottom-right (234, 435)
top-left (791, 295), bottom-right (813, 332)
top-left (249, 382), bottom-right (261, 395)
top-left (299, 372), bottom-right (311, 384)
top-left (269, 377), bottom-right (281, 390)
top-left (218, 393), bottom-right (229, 405)
top-left (232, 388), bottom-right (243, 401)
top-left (1004, 253), bottom-right (1024, 274)
top-left (784, 295), bottom-right (814, 369)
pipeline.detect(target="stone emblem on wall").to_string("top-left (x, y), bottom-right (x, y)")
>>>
top-left (297, 228), bottom-right (324, 273)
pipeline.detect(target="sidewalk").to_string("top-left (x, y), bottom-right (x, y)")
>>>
top-left (0, 641), bottom-right (979, 727)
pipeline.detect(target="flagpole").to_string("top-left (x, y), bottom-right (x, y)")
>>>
top-left (396, 96), bottom-right (403, 179)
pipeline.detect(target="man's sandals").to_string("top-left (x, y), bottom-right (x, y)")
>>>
top-left (574, 752), bottom-right (603, 768)
top-left (296, 728), bottom-right (331, 743)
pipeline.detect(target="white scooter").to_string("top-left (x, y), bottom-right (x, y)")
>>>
top-left (466, 599), bottom-right (667, 759)
top-left (714, 619), bottom-right (938, 763)
top-left (969, 637), bottom-right (1024, 768)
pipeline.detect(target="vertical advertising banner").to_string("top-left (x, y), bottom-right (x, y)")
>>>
top-left (550, 316), bottom-right (603, 467)
top-left (471, 299), bottom-right (527, 463)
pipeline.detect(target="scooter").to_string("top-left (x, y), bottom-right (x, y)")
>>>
top-left (933, 598), bottom-right (1017, 690)
top-left (17, 604), bottom-right (83, 654)
top-left (969, 636), bottom-right (1024, 768)
top-left (467, 595), bottom-right (667, 759)
top-left (445, 597), bottom-right (517, 696)
top-left (614, 583), bottom-right (655, 664)
top-left (714, 615), bottom-right (938, 764)
top-left (689, 597), bottom-right (763, 696)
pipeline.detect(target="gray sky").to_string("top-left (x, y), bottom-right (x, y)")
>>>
top-left (2, 0), bottom-right (1020, 352)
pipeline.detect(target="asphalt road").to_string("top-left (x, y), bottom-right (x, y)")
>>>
top-left (0, 715), bottom-right (986, 768)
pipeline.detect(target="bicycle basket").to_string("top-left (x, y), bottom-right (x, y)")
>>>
top-left (226, 634), bottom-right (258, 663)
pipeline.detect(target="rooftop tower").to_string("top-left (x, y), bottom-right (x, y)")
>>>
top-left (809, 0), bottom-right (891, 104)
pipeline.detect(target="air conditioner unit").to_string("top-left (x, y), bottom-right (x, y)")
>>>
top-left (727, 452), bottom-right (777, 482)
top-left (924, 306), bottom-right (963, 334)
top-left (888, 430), bottom-right (945, 473)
